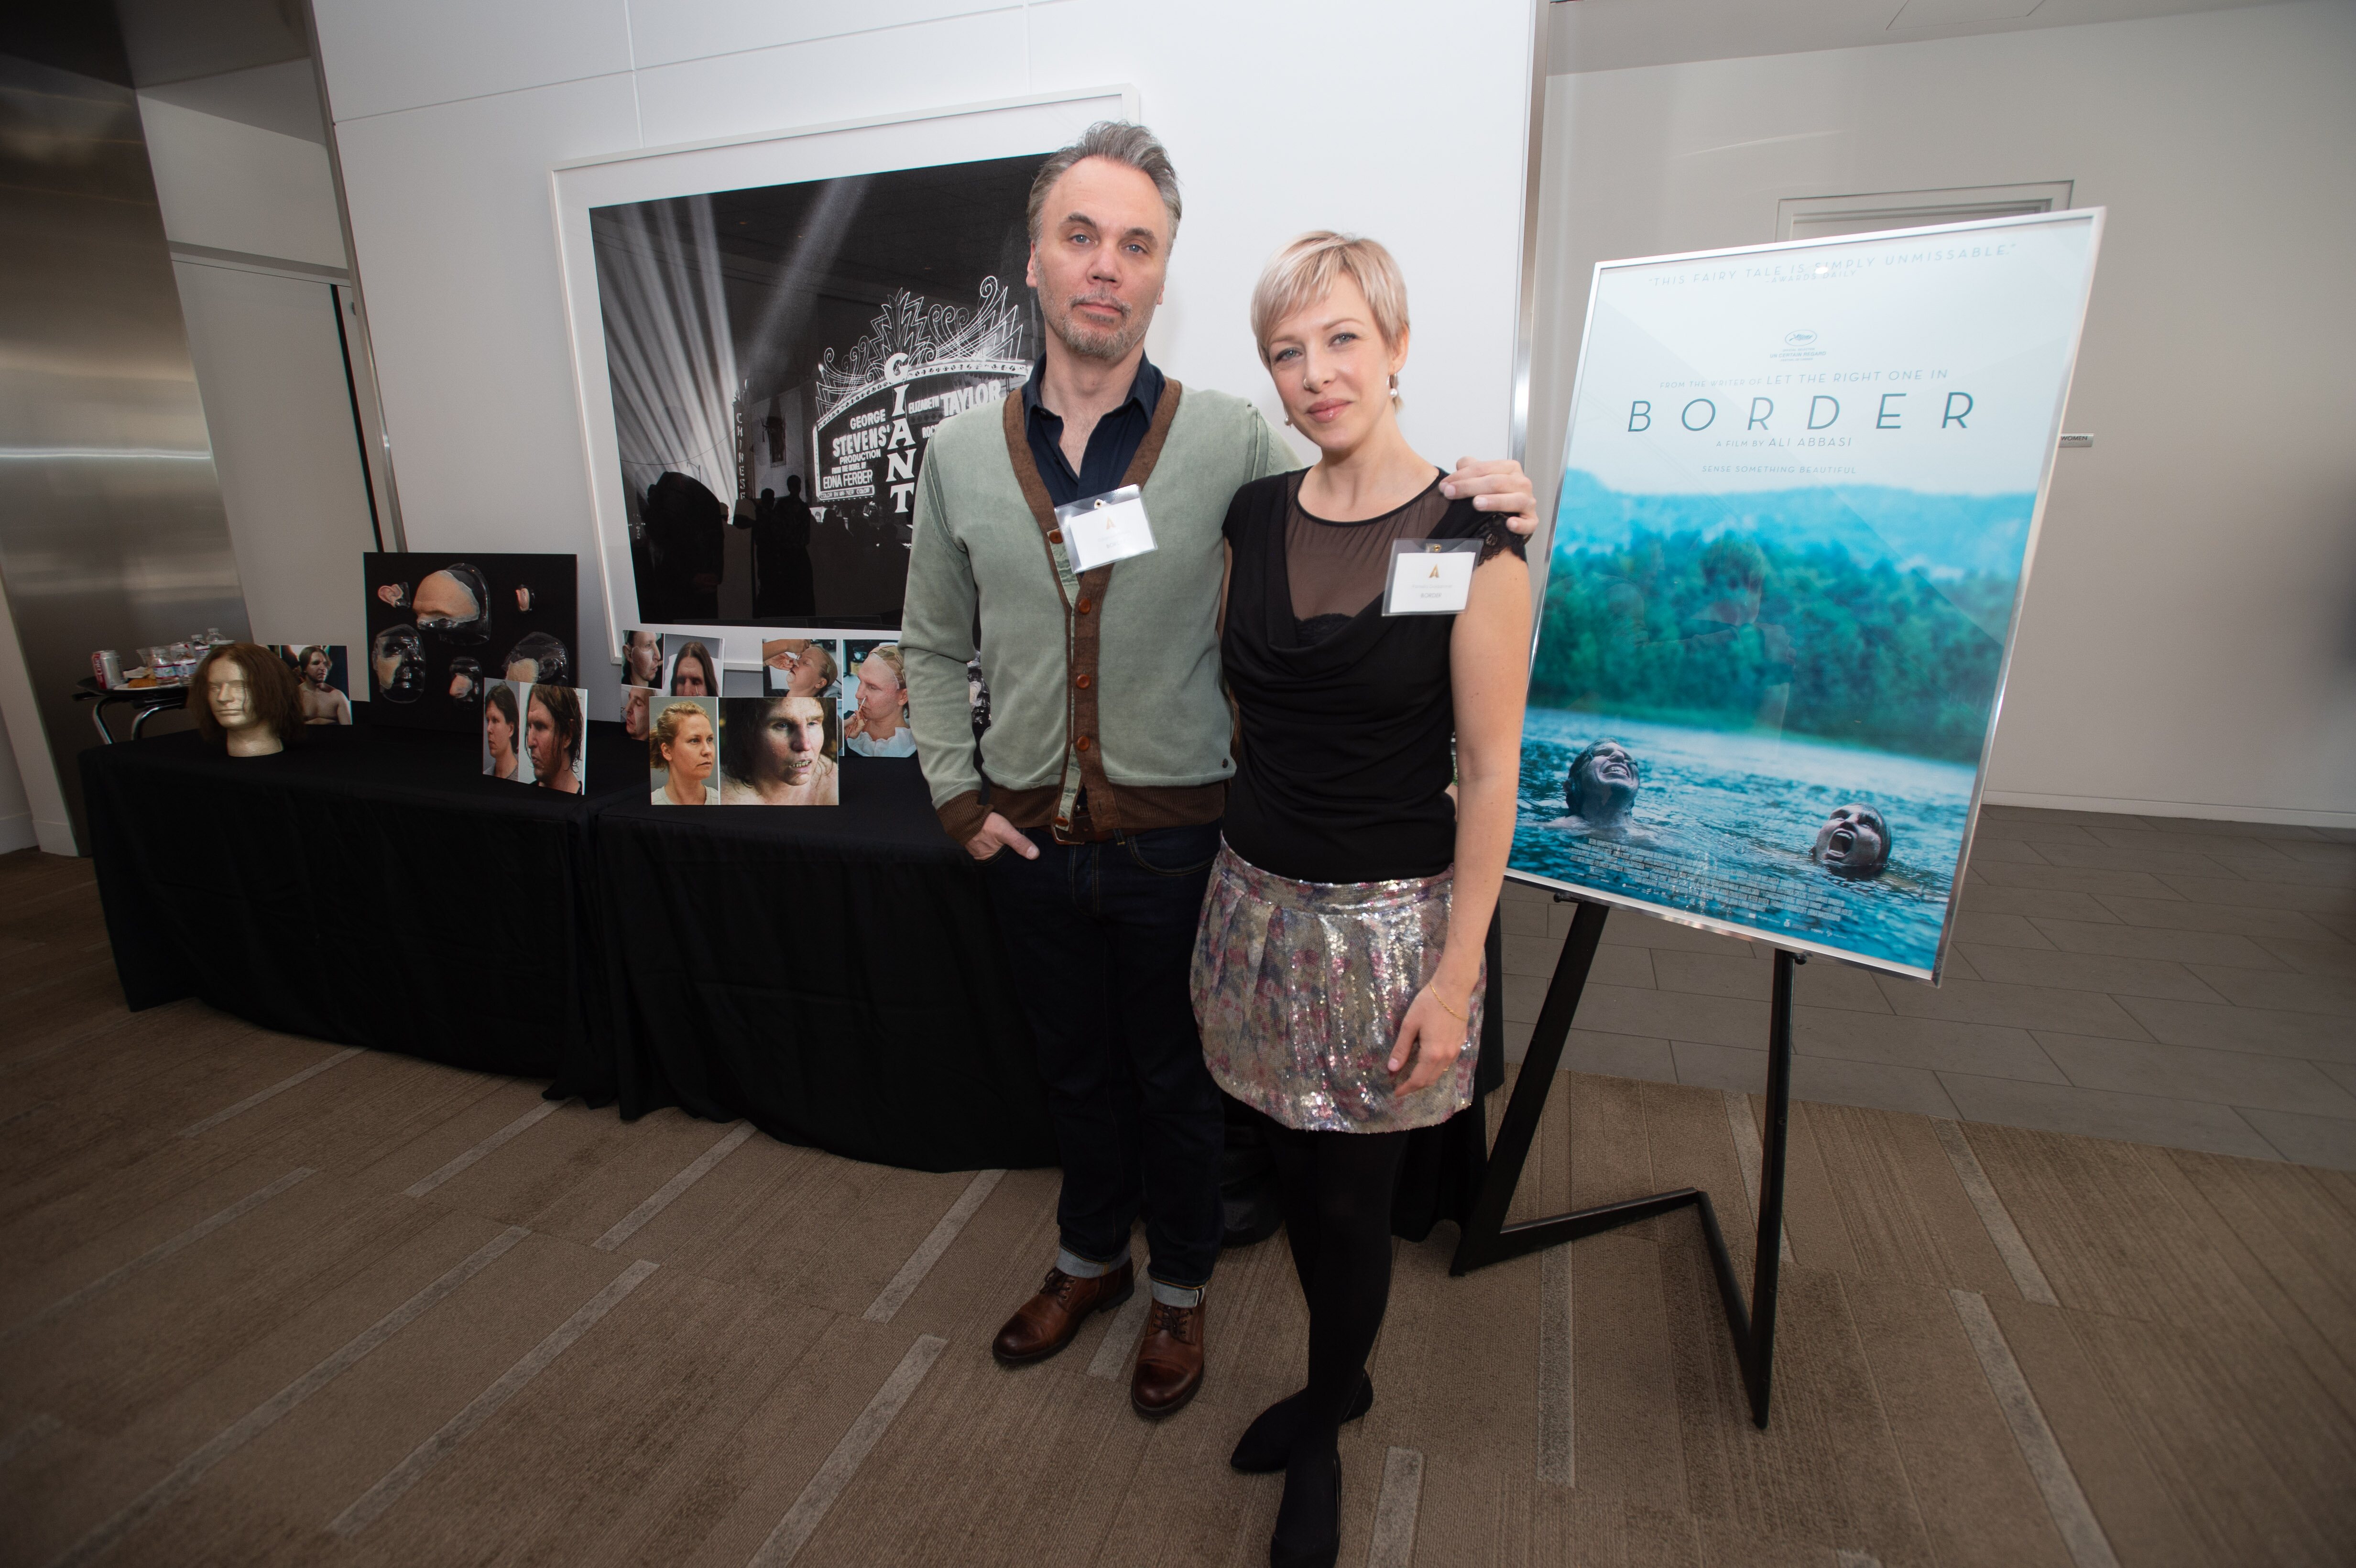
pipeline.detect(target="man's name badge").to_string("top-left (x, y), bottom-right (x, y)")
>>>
top-left (1055, 485), bottom-right (1157, 574)
top-left (1383, 537), bottom-right (1481, 615)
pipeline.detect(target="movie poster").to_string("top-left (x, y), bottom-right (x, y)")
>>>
top-left (1514, 213), bottom-right (2101, 979)
top-left (588, 155), bottom-right (1040, 631)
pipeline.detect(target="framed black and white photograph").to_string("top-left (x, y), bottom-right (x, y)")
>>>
top-left (553, 88), bottom-right (1133, 672)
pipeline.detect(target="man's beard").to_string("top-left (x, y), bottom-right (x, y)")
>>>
top-left (1048, 292), bottom-right (1149, 363)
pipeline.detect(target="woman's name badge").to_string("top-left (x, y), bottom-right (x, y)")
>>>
top-left (1383, 538), bottom-right (1482, 616)
top-left (1055, 485), bottom-right (1157, 574)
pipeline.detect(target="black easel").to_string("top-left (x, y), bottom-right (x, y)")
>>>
top-left (1457, 894), bottom-right (1799, 1429)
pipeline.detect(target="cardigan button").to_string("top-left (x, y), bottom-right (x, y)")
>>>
top-left (1076, 735), bottom-right (1092, 752)
top-left (1048, 529), bottom-right (1063, 544)
top-left (1075, 597), bottom-right (1093, 614)
top-left (1075, 673), bottom-right (1092, 689)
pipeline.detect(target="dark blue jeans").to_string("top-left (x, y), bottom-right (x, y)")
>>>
top-left (984, 819), bottom-right (1224, 1289)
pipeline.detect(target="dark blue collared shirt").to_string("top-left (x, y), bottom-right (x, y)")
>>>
top-left (1020, 354), bottom-right (1165, 508)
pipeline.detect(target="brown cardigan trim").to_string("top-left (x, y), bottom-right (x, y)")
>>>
top-left (997, 379), bottom-right (1185, 841)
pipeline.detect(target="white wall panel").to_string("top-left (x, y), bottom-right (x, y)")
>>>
top-left (633, 10), bottom-right (1028, 148)
top-left (1029, 0), bottom-right (1533, 476)
top-left (324, 0), bottom-right (1538, 719)
top-left (1529, 1), bottom-right (2356, 820)
top-left (335, 75), bottom-right (639, 546)
top-left (628, 0), bottom-right (1019, 71)
top-left (172, 262), bottom-right (377, 656)
top-left (138, 97), bottom-right (348, 267)
top-left (314, 0), bottom-right (634, 121)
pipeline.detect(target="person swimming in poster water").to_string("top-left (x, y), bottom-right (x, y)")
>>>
top-left (1811, 803), bottom-right (1893, 879)
top-left (1560, 738), bottom-right (1642, 832)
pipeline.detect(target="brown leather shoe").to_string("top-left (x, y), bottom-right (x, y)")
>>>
top-left (1129, 1296), bottom-right (1205, 1418)
top-left (991, 1262), bottom-right (1134, 1366)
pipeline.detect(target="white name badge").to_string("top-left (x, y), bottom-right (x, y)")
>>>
top-left (1055, 485), bottom-right (1157, 574)
top-left (1383, 538), bottom-right (1482, 615)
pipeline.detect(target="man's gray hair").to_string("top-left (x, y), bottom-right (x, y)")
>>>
top-left (1025, 121), bottom-right (1182, 247)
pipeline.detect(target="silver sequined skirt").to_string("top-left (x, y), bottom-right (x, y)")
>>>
top-left (1191, 841), bottom-right (1482, 1134)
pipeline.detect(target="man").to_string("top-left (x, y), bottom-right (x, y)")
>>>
top-left (753, 475), bottom-right (817, 617)
top-left (294, 646), bottom-right (351, 725)
top-left (843, 644), bottom-right (916, 757)
top-left (899, 122), bottom-right (1536, 1419)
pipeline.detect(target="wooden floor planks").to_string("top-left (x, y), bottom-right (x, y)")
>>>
top-left (2, 848), bottom-right (2352, 1567)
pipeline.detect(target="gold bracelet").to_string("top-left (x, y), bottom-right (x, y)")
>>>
top-left (1427, 986), bottom-right (1468, 1023)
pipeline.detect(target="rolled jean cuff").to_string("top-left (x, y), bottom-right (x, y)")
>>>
top-left (1149, 1275), bottom-right (1206, 1308)
top-left (1057, 1246), bottom-right (1126, 1279)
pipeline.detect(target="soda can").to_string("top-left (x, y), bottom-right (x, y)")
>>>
top-left (94, 650), bottom-right (122, 688)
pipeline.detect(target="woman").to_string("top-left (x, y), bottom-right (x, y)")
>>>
top-left (769, 638), bottom-right (837, 700)
top-left (719, 693), bottom-right (840, 805)
top-left (294, 646), bottom-right (351, 724)
top-left (668, 639), bottom-right (718, 697)
top-left (484, 682), bottom-right (524, 780)
top-left (650, 700), bottom-right (717, 805)
top-left (842, 644), bottom-right (916, 758)
top-left (526, 684), bottom-right (583, 794)
top-left (1191, 233), bottom-right (1529, 1568)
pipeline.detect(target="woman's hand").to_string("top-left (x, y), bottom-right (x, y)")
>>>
top-left (1389, 979), bottom-right (1473, 1094)
top-left (1438, 457), bottom-right (1538, 536)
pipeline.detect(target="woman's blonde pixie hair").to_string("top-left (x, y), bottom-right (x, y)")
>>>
top-left (1249, 231), bottom-right (1410, 365)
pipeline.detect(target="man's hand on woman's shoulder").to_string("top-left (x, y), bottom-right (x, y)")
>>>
top-left (1439, 457), bottom-right (1539, 536)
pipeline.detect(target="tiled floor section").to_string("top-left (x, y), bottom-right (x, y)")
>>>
top-left (1501, 805), bottom-right (2356, 1170)
top-left (5, 847), bottom-right (2356, 1565)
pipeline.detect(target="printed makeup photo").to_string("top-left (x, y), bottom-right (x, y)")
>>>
top-left (718, 692), bottom-right (840, 806)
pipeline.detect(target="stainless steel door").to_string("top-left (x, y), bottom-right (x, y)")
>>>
top-left (0, 52), bottom-right (250, 851)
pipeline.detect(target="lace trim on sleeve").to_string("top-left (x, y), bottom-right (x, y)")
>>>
top-left (1477, 512), bottom-right (1530, 566)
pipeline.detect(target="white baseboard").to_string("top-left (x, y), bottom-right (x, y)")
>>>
top-left (0, 811), bottom-right (33, 854)
top-left (1981, 789), bottom-right (2356, 830)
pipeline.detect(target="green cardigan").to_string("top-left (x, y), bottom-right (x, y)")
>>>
top-left (901, 384), bottom-right (1297, 840)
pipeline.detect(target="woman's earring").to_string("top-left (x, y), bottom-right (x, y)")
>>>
top-left (1389, 372), bottom-right (1401, 403)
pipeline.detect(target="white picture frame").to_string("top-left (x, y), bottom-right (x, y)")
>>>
top-left (549, 85), bottom-right (1138, 674)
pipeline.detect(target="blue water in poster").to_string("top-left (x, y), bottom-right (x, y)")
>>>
top-left (1516, 709), bottom-right (1974, 969)
top-left (1514, 215), bottom-right (2100, 974)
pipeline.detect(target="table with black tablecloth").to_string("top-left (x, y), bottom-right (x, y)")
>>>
top-left (84, 724), bottom-right (1505, 1223)
top-left (588, 752), bottom-right (1504, 1212)
top-left (587, 754), bottom-right (1059, 1173)
top-left (82, 720), bottom-right (640, 1083)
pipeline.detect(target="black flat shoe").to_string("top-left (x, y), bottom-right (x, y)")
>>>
top-left (1268, 1440), bottom-right (1341, 1568)
top-left (1230, 1374), bottom-right (1373, 1474)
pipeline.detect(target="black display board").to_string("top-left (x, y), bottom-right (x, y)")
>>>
top-left (362, 552), bottom-right (578, 732)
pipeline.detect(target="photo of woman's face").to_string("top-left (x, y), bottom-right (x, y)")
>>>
top-left (485, 702), bottom-right (515, 760)
top-left (762, 696), bottom-right (827, 785)
top-left (626, 634), bottom-right (662, 686)
top-left (665, 711), bottom-right (716, 783)
top-left (527, 697), bottom-right (565, 776)
top-left (304, 649), bottom-right (330, 685)
top-left (672, 654), bottom-right (710, 696)
top-left (786, 651), bottom-right (825, 697)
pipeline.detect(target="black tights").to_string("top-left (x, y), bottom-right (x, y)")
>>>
top-left (1256, 1104), bottom-right (1408, 1450)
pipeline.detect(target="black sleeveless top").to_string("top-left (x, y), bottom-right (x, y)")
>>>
top-left (1220, 469), bottom-right (1524, 884)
